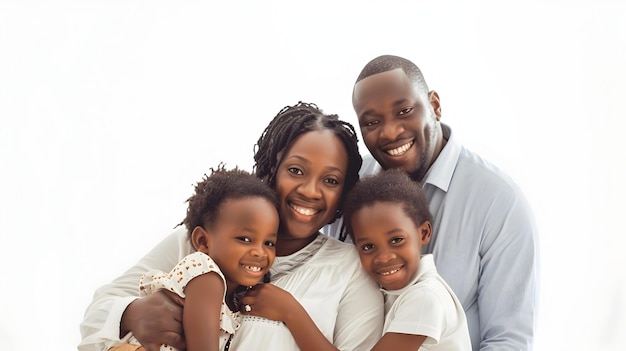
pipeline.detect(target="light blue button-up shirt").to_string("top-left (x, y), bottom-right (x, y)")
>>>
top-left (324, 124), bottom-right (539, 350)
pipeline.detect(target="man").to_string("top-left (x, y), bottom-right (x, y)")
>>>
top-left (324, 55), bottom-right (539, 350)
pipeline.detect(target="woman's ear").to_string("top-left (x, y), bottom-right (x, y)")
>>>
top-left (419, 221), bottom-right (432, 245)
top-left (191, 226), bottom-right (211, 253)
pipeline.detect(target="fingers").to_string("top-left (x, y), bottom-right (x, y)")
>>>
top-left (140, 344), bottom-right (162, 351)
top-left (160, 289), bottom-right (185, 307)
top-left (160, 332), bottom-right (186, 351)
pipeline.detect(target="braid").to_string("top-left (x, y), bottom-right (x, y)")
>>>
top-left (253, 101), bottom-right (362, 241)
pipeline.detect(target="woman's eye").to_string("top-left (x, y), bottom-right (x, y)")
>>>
top-left (365, 120), bottom-right (378, 127)
top-left (288, 167), bottom-right (304, 175)
top-left (398, 107), bottom-right (413, 116)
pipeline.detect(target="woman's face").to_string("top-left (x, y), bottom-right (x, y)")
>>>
top-left (274, 129), bottom-right (349, 243)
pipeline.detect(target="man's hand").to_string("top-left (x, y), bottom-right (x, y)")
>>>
top-left (120, 290), bottom-right (186, 351)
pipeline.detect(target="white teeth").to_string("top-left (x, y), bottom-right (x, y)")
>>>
top-left (386, 141), bottom-right (413, 156)
top-left (380, 268), bottom-right (400, 276)
top-left (291, 204), bottom-right (317, 216)
top-left (244, 265), bottom-right (262, 272)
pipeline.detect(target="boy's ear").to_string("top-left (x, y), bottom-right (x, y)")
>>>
top-left (420, 221), bottom-right (432, 245)
top-left (191, 226), bottom-right (211, 253)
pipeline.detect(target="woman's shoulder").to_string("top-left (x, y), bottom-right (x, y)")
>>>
top-left (315, 235), bottom-right (360, 263)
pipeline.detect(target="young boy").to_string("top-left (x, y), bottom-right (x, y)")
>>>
top-left (343, 169), bottom-right (472, 350)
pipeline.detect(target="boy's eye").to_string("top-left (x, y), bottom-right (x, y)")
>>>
top-left (361, 243), bottom-right (374, 252)
top-left (237, 237), bottom-right (252, 243)
top-left (265, 240), bottom-right (276, 248)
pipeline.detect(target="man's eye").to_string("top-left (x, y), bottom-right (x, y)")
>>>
top-left (398, 107), bottom-right (413, 116)
top-left (364, 120), bottom-right (379, 127)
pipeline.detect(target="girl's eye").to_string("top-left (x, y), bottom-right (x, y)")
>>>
top-left (238, 237), bottom-right (252, 243)
top-left (288, 167), bottom-right (304, 175)
top-left (324, 177), bottom-right (340, 186)
top-left (398, 107), bottom-right (413, 116)
top-left (390, 237), bottom-right (404, 245)
top-left (265, 241), bottom-right (276, 248)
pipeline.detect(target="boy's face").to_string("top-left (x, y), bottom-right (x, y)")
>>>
top-left (193, 197), bottom-right (279, 292)
top-left (351, 201), bottom-right (431, 290)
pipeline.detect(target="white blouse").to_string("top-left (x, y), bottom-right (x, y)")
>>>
top-left (230, 234), bottom-right (384, 350)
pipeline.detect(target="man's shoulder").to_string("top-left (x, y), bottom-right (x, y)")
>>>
top-left (359, 154), bottom-right (380, 177)
top-left (454, 145), bottom-right (521, 194)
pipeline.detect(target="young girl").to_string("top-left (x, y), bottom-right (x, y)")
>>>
top-left (125, 165), bottom-right (279, 351)
top-left (342, 169), bottom-right (472, 350)
top-left (79, 102), bottom-right (383, 351)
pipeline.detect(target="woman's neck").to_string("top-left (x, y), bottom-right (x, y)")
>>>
top-left (275, 232), bottom-right (318, 256)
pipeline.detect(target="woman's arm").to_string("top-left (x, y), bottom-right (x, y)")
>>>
top-left (241, 283), bottom-right (339, 351)
top-left (78, 227), bottom-right (191, 351)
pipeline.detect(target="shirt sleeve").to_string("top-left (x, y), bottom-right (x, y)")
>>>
top-left (78, 226), bottom-right (190, 351)
top-left (333, 251), bottom-right (384, 351)
top-left (386, 285), bottom-right (446, 346)
top-left (478, 187), bottom-right (539, 350)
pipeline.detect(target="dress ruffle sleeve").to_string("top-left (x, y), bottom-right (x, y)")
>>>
top-left (139, 251), bottom-right (240, 334)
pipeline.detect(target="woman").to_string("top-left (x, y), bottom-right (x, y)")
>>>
top-left (79, 101), bottom-right (384, 351)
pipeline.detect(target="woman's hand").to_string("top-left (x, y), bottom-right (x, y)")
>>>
top-left (120, 290), bottom-right (186, 351)
top-left (239, 283), bottom-right (297, 322)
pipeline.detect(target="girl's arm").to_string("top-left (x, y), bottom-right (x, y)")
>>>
top-left (183, 272), bottom-right (226, 351)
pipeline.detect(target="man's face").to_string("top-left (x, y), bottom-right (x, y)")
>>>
top-left (352, 69), bottom-right (442, 182)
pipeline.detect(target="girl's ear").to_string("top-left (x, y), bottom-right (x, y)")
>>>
top-left (419, 221), bottom-right (432, 245)
top-left (191, 226), bottom-right (211, 254)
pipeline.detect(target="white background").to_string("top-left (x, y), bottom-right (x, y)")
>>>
top-left (1, 1), bottom-right (625, 350)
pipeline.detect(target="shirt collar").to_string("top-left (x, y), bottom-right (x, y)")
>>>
top-left (423, 123), bottom-right (461, 193)
top-left (380, 254), bottom-right (436, 296)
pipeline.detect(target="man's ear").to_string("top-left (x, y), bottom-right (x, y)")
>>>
top-left (428, 90), bottom-right (442, 121)
top-left (191, 226), bottom-right (211, 253)
top-left (419, 221), bottom-right (432, 245)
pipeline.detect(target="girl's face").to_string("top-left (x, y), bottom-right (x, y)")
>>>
top-left (193, 196), bottom-right (279, 293)
top-left (274, 130), bottom-right (348, 253)
top-left (351, 201), bottom-right (431, 290)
